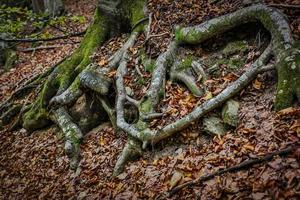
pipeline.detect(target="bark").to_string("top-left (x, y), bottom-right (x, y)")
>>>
top-left (9, 2), bottom-right (298, 174)
top-left (21, 0), bottom-right (147, 170)
top-left (22, 0), bottom-right (145, 131)
top-left (32, 0), bottom-right (64, 16)
top-left (175, 4), bottom-right (299, 110)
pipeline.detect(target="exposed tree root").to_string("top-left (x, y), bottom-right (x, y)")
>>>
top-left (4, 3), bottom-right (298, 174)
top-left (175, 4), bottom-right (299, 110)
top-left (52, 107), bottom-right (83, 169)
top-left (112, 4), bottom-right (298, 173)
top-left (113, 137), bottom-right (142, 176)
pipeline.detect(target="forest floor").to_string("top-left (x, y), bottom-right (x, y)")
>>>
top-left (1, 0), bottom-right (300, 199)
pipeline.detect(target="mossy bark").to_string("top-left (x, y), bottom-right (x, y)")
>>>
top-left (23, 0), bottom-right (146, 131)
top-left (175, 4), bottom-right (299, 111)
top-left (275, 43), bottom-right (300, 110)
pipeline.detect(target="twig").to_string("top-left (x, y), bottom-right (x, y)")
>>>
top-left (17, 45), bottom-right (61, 52)
top-left (168, 144), bottom-right (300, 196)
top-left (0, 30), bottom-right (86, 43)
top-left (146, 32), bottom-right (169, 43)
top-left (145, 13), bottom-right (153, 41)
top-left (268, 3), bottom-right (300, 9)
top-left (0, 56), bottom-right (68, 113)
top-left (135, 57), bottom-right (144, 77)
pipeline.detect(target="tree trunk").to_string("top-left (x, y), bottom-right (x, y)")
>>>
top-left (32, 0), bottom-right (64, 16)
top-left (2, 2), bottom-right (298, 174)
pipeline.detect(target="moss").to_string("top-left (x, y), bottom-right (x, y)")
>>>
top-left (3, 49), bottom-right (17, 71)
top-left (137, 77), bottom-right (145, 86)
top-left (222, 40), bottom-right (248, 57)
top-left (175, 26), bottom-right (184, 44)
top-left (139, 97), bottom-right (153, 114)
top-left (22, 107), bottom-right (51, 131)
top-left (227, 57), bottom-right (245, 70)
top-left (175, 27), bottom-right (200, 45)
top-left (176, 56), bottom-right (193, 71)
top-left (23, 8), bottom-right (111, 131)
top-left (275, 43), bottom-right (300, 110)
top-left (121, 0), bottom-right (146, 32)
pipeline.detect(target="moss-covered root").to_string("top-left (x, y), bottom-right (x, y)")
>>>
top-left (0, 104), bottom-right (22, 129)
top-left (143, 45), bottom-right (272, 144)
top-left (79, 65), bottom-right (112, 95)
top-left (22, 7), bottom-right (111, 131)
top-left (170, 60), bottom-right (204, 97)
top-left (113, 138), bottom-right (142, 176)
top-left (275, 44), bottom-right (300, 110)
top-left (175, 4), bottom-right (293, 55)
top-left (145, 41), bottom-right (177, 108)
top-left (52, 107), bottom-right (83, 169)
top-left (49, 77), bottom-right (83, 106)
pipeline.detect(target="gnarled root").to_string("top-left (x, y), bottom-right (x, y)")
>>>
top-left (275, 43), bottom-right (300, 110)
top-left (113, 138), bottom-right (142, 176)
top-left (52, 107), bottom-right (83, 169)
top-left (170, 59), bottom-right (204, 97)
top-left (175, 4), bottom-right (297, 110)
top-left (22, 7), bottom-right (113, 131)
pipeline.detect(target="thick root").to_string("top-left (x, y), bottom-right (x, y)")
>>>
top-left (79, 65), bottom-right (111, 95)
top-left (52, 107), bottom-right (83, 169)
top-left (170, 59), bottom-right (204, 97)
top-left (22, 7), bottom-right (112, 131)
top-left (113, 138), bottom-right (142, 176)
top-left (275, 43), bottom-right (300, 110)
top-left (175, 4), bottom-right (297, 110)
top-left (143, 46), bottom-right (272, 143)
top-left (50, 77), bottom-right (83, 106)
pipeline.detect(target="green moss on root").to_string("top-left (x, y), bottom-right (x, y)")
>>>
top-left (23, 8), bottom-right (110, 131)
top-left (275, 43), bottom-right (300, 110)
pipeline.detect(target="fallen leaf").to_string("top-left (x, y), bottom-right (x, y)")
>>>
top-left (169, 170), bottom-right (183, 189)
top-left (253, 79), bottom-right (262, 90)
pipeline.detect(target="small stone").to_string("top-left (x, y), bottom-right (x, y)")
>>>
top-left (207, 64), bottom-right (221, 76)
top-left (125, 87), bottom-right (133, 96)
top-left (169, 170), bottom-right (183, 189)
top-left (203, 116), bottom-right (227, 136)
top-left (222, 99), bottom-right (240, 127)
top-left (222, 40), bottom-right (248, 57)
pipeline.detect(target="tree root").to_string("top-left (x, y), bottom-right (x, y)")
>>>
top-left (170, 60), bottom-right (204, 97)
top-left (52, 107), bottom-right (83, 169)
top-left (0, 104), bottom-right (22, 128)
top-left (175, 4), bottom-right (299, 110)
top-left (6, 3), bottom-right (298, 175)
top-left (136, 45), bottom-right (272, 144)
top-left (113, 137), bottom-right (142, 176)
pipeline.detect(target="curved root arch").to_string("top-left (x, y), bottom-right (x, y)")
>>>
top-left (113, 4), bottom-right (299, 174)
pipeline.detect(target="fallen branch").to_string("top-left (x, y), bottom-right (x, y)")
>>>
top-left (0, 56), bottom-right (68, 113)
top-left (268, 3), bottom-right (300, 9)
top-left (0, 30), bottom-right (85, 43)
top-left (146, 32), bottom-right (169, 42)
top-left (17, 45), bottom-right (61, 52)
top-left (169, 143), bottom-right (300, 196)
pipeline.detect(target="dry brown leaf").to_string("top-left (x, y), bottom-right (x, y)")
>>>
top-left (253, 79), bottom-right (262, 90)
top-left (169, 170), bottom-right (183, 189)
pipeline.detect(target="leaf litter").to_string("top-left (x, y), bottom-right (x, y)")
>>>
top-left (0, 0), bottom-right (300, 199)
